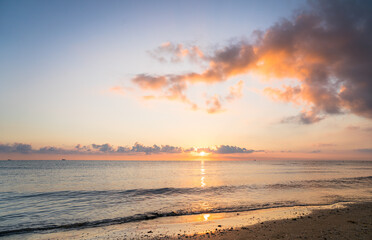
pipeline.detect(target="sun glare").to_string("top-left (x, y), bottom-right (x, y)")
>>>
top-left (199, 151), bottom-right (206, 157)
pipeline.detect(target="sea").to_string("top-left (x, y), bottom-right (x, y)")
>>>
top-left (1, 160), bottom-right (372, 238)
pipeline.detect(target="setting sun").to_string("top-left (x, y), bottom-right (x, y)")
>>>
top-left (199, 151), bottom-right (206, 157)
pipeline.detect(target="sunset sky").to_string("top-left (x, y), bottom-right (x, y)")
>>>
top-left (1, 0), bottom-right (371, 160)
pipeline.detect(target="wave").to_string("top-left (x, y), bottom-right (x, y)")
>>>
top-left (1, 176), bottom-right (371, 237)
top-left (0, 200), bottom-right (351, 237)
top-left (2, 176), bottom-right (371, 201)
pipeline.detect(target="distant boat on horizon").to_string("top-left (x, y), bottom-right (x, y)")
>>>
top-left (61, 159), bottom-right (66, 161)
top-left (7, 159), bottom-right (12, 161)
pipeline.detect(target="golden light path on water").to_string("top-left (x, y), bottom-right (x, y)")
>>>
top-left (200, 160), bottom-right (206, 188)
top-left (200, 160), bottom-right (210, 222)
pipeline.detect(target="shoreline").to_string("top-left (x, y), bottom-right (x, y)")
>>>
top-left (14, 201), bottom-right (371, 239)
top-left (170, 202), bottom-right (372, 240)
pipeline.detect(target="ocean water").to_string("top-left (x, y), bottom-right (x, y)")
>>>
top-left (1, 160), bottom-right (372, 238)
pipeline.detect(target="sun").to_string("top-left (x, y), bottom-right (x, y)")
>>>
top-left (199, 151), bottom-right (206, 157)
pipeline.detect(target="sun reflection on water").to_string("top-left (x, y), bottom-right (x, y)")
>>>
top-left (201, 177), bottom-right (206, 187)
top-left (200, 160), bottom-right (206, 187)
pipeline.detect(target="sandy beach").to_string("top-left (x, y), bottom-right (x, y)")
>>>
top-left (170, 202), bottom-right (372, 240)
top-left (38, 202), bottom-right (371, 240)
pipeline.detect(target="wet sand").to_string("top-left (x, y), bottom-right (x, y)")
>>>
top-left (18, 202), bottom-right (372, 239)
top-left (169, 202), bottom-right (372, 240)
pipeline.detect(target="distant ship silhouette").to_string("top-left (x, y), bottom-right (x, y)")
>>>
top-left (61, 158), bottom-right (66, 161)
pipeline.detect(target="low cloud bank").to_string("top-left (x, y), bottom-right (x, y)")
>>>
top-left (0, 143), bottom-right (258, 155)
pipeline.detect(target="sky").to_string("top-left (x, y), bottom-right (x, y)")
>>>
top-left (0, 0), bottom-right (371, 160)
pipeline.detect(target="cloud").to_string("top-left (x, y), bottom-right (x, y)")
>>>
top-left (159, 145), bottom-right (183, 153)
top-left (346, 125), bottom-right (360, 131)
top-left (314, 143), bottom-right (336, 148)
top-left (110, 86), bottom-right (125, 95)
top-left (346, 125), bottom-right (372, 131)
top-left (310, 150), bottom-right (321, 153)
top-left (148, 42), bottom-right (204, 63)
top-left (264, 85), bottom-right (301, 104)
top-left (130, 142), bottom-right (185, 154)
top-left (133, 74), bottom-right (199, 110)
top-left (213, 145), bottom-right (255, 154)
top-left (130, 142), bottom-right (161, 154)
top-left (116, 146), bottom-right (130, 153)
top-left (0, 142), bottom-right (257, 155)
top-left (252, 0), bottom-right (372, 121)
top-left (131, 42), bottom-right (255, 113)
top-left (132, 74), bottom-right (168, 90)
top-left (280, 109), bottom-right (324, 124)
top-left (194, 145), bottom-right (258, 154)
top-left (37, 146), bottom-right (72, 154)
top-left (355, 148), bottom-right (372, 153)
top-left (125, 0), bottom-right (372, 123)
top-left (226, 80), bottom-right (244, 101)
top-left (206, 95), bottom-right (223, 114)
top-left (0, 143), bottom-right (32, 154)
top-left (92, 143), bottom-right (115, 153)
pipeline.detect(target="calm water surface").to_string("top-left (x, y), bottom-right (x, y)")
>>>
top-left (1, 160), bottom-right (371, 237)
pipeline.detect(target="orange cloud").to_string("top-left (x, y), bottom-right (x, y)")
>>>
top-left (264, 85), bottom-right (302, 104)
top-left (132, 74), bottom-right (168, 90)
top-left (206, 95), bottom-right (223, 114)
top-left (110, 86), bottom-right (125, 95)
top-left (225, 80), bottom-right (244, 101)
top-left (124, 0), bottom-right (372, 123)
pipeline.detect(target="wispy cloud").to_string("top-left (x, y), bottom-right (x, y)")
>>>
top-left (280, 109), bottom-right (324, 124)
top-left (205, 95), bottom-right (223, 114)
top-left (310, 150), bottom-right (321, 154)
top-left (109, 86), bottom-right (126, 95)
top-left (346, 125), bottom-right (372, 131)
top-left (313, 143), bottom-right (337, 148)
top-left (122, 0), bottom-right (372, 123)
top-left (147, 42), bottom-right (204, 63)
top-left (355, 148), bottom-right (372, 153)
top-left (226, 80), bottom-right (244, 101)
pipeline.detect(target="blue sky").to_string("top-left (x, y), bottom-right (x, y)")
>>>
top-left (0, 0), bottom-right (371, 160)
